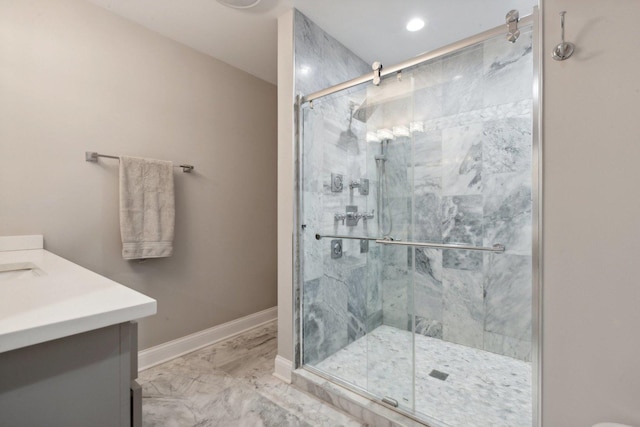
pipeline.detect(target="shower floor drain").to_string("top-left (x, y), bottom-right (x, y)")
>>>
top-left (429, 369), bottom-right (449, 381)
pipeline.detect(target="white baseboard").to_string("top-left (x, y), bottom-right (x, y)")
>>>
top-left (273, 355), bottom-right (293, 383)
top-left (138, 306), bottom-right (277, 372)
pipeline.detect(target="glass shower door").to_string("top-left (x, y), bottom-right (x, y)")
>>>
top-left (405, 29), bottom-right (534, 427)
top-left (361, 74), bottom-right (416, 411)
top-left (300, 24), bottom-right (534, 427)
top-left (299, 75), bottom-right (417, 411)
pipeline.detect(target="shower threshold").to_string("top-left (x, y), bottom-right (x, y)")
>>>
top-left (301, 325), bottom-right (532, 427)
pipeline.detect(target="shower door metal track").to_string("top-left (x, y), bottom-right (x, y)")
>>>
top-left (315, 233), bottom-right (505, 253)
top-left (300, 13), bottom-right (533, 105)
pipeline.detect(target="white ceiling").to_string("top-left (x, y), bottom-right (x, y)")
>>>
top-left (85, 0), bottom-right (294, 84)
top-left (295, 0), bottom-right (536, 67)
top-left (85, 0), bottom-right (536, 85)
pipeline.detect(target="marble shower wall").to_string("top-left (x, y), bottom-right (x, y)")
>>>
top-left (297, 8), bottom-right (533, 366)
top-left (379, 31), bottom-right (534, 361)
top-left (294, 11), bottom-right (379, 366)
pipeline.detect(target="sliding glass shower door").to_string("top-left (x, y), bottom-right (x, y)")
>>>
top-left (299, 25), bottom-right (534, 427)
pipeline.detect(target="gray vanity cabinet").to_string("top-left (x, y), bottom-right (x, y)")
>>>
top-left (0, 322), bottom-right (141, 427)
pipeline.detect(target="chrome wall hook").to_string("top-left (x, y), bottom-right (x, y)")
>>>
top-left (553, 11), bottom-right (575, 61)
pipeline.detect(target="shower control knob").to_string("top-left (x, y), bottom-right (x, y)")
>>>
top-left (330, 239), bottom-right (343, 259)
top-left (331, 173), bottom-right (344, 192)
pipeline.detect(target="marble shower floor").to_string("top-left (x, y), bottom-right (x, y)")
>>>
top-left (314, 325), bottom-right (532, 427)
top-left (139, 321), bottom-right (363, 427)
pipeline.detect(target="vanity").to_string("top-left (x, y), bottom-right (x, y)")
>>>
top-left (0, 235), bottom-right (157, 427)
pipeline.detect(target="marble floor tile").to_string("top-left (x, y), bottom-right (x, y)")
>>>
top-left (314, 325), bottom-right (532, 427)
top-left (139, 321), bottom-right (364, 427)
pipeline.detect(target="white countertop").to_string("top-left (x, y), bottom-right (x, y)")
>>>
top-left (0, 236), bottom-right (157, 353)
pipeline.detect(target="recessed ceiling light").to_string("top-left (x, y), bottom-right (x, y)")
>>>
top-left (216, 0), bottom-right (261, 9)
top-left (406, 18), bottom-right (425, 32)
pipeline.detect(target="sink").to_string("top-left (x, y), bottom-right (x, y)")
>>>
top-left (0, 262), bottom-right (45, 281)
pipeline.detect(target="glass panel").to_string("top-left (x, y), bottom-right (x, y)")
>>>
top-left (363, 74), bottom-right (416, 411)
top-left (300, 25), bottom-right (534, 427)
top-left (300, 74), bottom-right (417, 410)
top-left (300, 83), bottom-right (377, 390)
top-left (406, 28), bottom-right (534, 427)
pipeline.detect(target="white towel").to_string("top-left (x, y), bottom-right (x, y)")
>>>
top-left (119, 156), bottom-right (175, 260)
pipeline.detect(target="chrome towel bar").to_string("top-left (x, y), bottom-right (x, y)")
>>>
top-left (315, 233), bottom-right (505, 253)
top-left (85, 151), bottom-right (194, 173)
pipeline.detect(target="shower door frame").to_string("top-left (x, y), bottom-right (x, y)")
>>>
top-left (293, 7), bottom-right (543, 426)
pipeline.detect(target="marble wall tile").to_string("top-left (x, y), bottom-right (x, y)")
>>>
top-left (483, 172), bottom-right (532, 255)
top-left (483, 30), bottom-right (533, 108)
top-left (381, 246), bottom-right (411, 281)
top-left (414, 248), bottom-right (443, 322)
top-left (302, 277), bottom-right (349, 365)
top-left (294, 10), bottom-right (369, 96)
top-left (383, 196), bottom-right (411, 240)
top-left (413, 193), bottom-right (441, 242)
top-left (413, 130), bottom-right (442, 194)
top-left (366, 247), bottom-right (383, 320)
top-left (294, 11), bottom-right (328, 96)
top-left (381, 277), bottom-right (411, 331)
top-left (413, 85), bottom-right (443, 123)
top-left (367, 309), bottom-right (384, 333)
top-left (442, 268), bottom-right (484, 348)
top-left (414, 315), bottom-right (443, 339)
top-left (384, 137), bottom-right (412, 200)
top-left (411, 58), bottom-right (445, 122)
top-left (442, 195), bottom-right (483, 270)
top-left (347, 266), bottom-right (368, 343)
top-left (302, 191), bottom-right (323, 282)
top-left (442, 45), bottom-right (484, 116)
top-left (442, 123), bottom-right (483, 196)
top-left (443, 248), bottom-right (482, 272)
top-left (412, 59), bottom-right (444, 88)
top-left (484, 253), bottom-right (532, 343)
top-left (482, 116), bottom-right (532, 175)
top-left (300, 107), bottom-right (318, 191)
top-left (442, 195), bottom-right (483, 244)
top-left (484, 331), bottom-right (532, 362)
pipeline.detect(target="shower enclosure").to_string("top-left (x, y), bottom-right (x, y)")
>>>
top-left (296, 12), bottom-right (539, 427)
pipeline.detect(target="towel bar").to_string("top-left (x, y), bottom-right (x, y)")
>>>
top-left (85, 151), bottom-right (194, 173)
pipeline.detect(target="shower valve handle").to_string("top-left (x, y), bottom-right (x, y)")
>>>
top-left (361, 210), bottom-right (375, 222)
top-left (334, 213), bottom-right (346, 225)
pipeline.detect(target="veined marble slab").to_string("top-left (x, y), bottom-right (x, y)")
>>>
top-left (140, 321), bottom-right (364, 427)
top-left (314, 325), bottom-right (532, 427)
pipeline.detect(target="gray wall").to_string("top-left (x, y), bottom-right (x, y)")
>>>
top-left (0, 0), bottom-right (278, 350)
top-left (276, 9), bottom-right (295, 367)
top-left (542, 0), bottom-right (640, 425)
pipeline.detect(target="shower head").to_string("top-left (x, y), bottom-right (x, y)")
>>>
top-left (337, 103), bottom-right (360, 154)
top-left (352, 99), bottom-right (378, 123)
